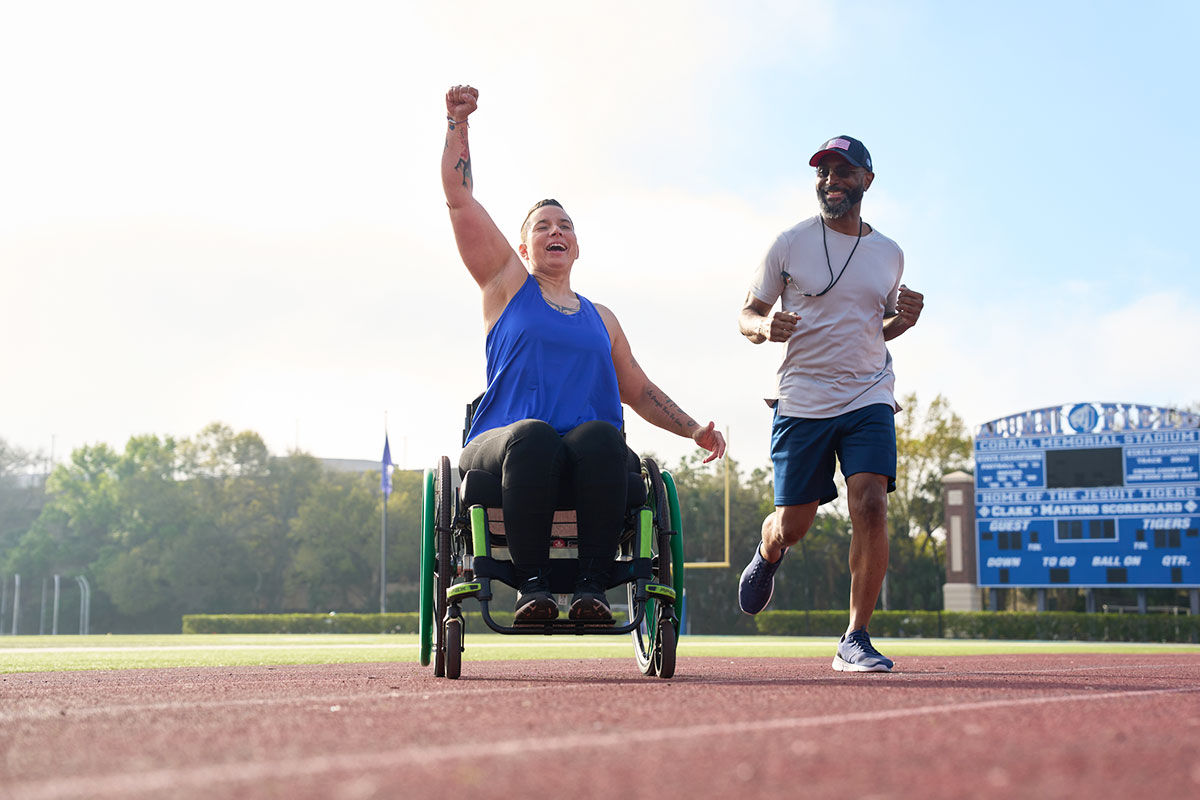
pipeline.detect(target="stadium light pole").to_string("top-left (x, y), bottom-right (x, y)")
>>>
top-left (12, 574), bottom-right (20, 635)
top-left (75, 575), bottom-right (90, 635)
top-left (52, 574), bottom-right (60, 635)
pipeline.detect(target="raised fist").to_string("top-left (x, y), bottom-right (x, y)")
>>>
top-left (446, 85), bottom-right (479, 122)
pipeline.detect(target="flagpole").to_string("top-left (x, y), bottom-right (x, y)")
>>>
top-left (381, 478), bottom-right (388, 615)
top-left (381, 414), bottom-right (389, 615)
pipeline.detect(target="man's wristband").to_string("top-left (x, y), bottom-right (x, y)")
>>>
top-left (447, 115), bottom-right (468, 128)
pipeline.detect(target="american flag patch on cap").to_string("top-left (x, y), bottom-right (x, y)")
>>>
top-left (827, 137), bottom-right (852, 150)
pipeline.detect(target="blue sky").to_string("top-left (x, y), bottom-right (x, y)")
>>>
top-left (2, 1), bottom-right (1197, 474)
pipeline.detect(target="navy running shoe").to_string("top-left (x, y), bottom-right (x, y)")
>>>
top-left (832, 628), bottom-right (894, 672)
top-left (738, 543), bottom-right (787, 615)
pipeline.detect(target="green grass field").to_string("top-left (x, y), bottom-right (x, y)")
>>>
top-left (2, 634), bottom-right (1198, 673)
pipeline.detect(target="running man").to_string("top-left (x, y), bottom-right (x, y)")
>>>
top-left (737, 135), bottom-right (923, 672)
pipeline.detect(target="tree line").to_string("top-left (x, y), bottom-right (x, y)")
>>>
top-left (0, 394), bottom-right (972, 634)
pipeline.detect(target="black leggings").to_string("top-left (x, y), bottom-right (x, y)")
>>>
top-left (459, 419), bottom-right (632, 569)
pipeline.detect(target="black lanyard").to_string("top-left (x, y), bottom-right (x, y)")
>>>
top-left (782, 217), bottom-right (864, 298)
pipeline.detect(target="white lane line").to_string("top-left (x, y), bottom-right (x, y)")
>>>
top-left (1, 641), bottom-right (640, 654)
top-left (696, 661), bottom-right (1200, 679)
top-left (0, 644), bottom-right (422, 654)
top-left (9, 685), bottom-right (1198, 800)
top-left (0, 642), bottom-right (656, 655)
top-left (0, 683), bottom-right (592, 722)
top-left (3, 662), bottom-right (1197, 723)
top-left (5, 638), bottom-right (1198, 655)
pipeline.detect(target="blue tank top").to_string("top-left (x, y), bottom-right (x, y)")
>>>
top-left (466, 274), bottom-right (623, 443)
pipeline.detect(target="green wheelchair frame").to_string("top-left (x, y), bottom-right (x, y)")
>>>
top-left (418, 451), bottom-right (685, 680)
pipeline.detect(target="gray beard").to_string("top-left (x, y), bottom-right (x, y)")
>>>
top-left (818, 185), bottom-right (863, 218)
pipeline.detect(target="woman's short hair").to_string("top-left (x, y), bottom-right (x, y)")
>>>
top-left (520, 198), bottom-right (568, 244)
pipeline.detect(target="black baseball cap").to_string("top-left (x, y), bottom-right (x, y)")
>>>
top-left (809, 136), bottom-right (873, 171)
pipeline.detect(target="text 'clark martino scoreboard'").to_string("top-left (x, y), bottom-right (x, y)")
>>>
top-left (975, 403), bottom-right (1200, 588)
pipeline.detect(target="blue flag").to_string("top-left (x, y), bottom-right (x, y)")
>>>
top-left (382, 435), bottom-right (393, 497)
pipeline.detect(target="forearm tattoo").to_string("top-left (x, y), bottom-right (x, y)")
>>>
top-left (453, 128), bottom-right (472, 188)
top-left (455, 156), bottom-right (472, 188)
top-left (645, 386), bottom-right (696, 432)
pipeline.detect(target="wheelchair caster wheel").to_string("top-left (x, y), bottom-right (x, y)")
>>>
top-left (654, 616), bottom-right (676, 679)
top-left (445, 617), bottom-right (462, 680)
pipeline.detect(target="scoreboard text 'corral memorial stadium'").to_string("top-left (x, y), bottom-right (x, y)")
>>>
top-left (941, 402), bottom-right (1200, 612)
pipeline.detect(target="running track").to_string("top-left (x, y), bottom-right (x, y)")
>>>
top-left (3, 653), bottom-right (1200, 799)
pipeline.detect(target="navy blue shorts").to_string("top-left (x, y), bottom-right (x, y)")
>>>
top-left (771, 403), bottom-right (897, 507)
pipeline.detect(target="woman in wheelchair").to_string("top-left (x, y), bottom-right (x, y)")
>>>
top-left (442, 84), bottom-right (726, 624)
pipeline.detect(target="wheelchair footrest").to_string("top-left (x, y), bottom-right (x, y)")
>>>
top-left (477, 600), bottom-right (643, 635)
top-left (514, 617), bottom-right (616, 628)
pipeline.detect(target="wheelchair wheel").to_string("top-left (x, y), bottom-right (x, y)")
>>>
top-left (646, 460), bottom-right (672, 591)
top-left (445, 616), bottom-right (462, 680)
top-left (633, 610), bottom-right (656, 676)
top-left (418, 468), bottom-right (435, 667)
top-left (433, 456), bottom-right (453, 677)
top-left (661, 469), bottom-right (685, 633)
top-left (631, 456), bottom-right (672, 676)
top-left (655, 614), bottom-right (676, 679)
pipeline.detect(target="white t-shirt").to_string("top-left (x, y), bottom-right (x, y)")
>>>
top-left (748, 215), bottom-right (904, 419)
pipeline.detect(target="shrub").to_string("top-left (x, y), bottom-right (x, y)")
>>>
top-left (755, 610), bottom-right (1200, 642)
top-left (182, 613), bottom-right (418, 634)
top-left (182, 609), bottom-right (629, 635)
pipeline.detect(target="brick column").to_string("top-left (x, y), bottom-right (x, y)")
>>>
top-left (941, 470), bottom-right (982, 611)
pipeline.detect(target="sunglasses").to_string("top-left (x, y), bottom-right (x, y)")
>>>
top-left (815, 164), bottom-right (864, 179)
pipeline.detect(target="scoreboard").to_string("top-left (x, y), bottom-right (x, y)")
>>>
top-left (974, 402), bottom-right (1200, 588)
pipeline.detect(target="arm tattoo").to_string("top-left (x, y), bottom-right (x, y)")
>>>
top-left (454, 155), bottom-right (472, 188)
top-left (453, 128), bottom-right (472, 187)
top-left (645, 387), bottom-right (697, 432)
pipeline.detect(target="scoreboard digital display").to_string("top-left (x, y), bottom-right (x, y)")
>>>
top-left (974, 403), bottom-right (1200, 588)
top-left (1044, 447), bottom-right (1124, 489)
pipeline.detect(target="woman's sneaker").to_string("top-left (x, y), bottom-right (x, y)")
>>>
top-left (569, 577), bottom-right (613, 621)
top-left (514, 575), bottom-right (557, 623)
top-left (832, 628), bottom-right (893, 672)
top-left (570, 558), bottom-right (613, 622)
top-left (738, 543), bottom-right (787, 614)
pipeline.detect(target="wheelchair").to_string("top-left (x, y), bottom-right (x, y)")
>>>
top-left (418, 399), bottom-right (684, 680)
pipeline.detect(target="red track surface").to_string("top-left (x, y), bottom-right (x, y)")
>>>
top-left (3, 653), bottom-right (1200, 799)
